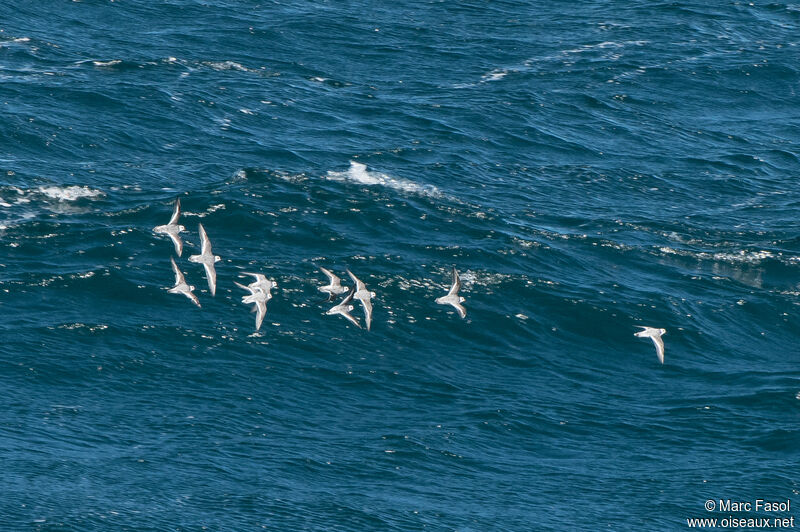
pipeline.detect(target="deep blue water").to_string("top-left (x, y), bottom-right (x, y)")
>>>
top-left (1, 1), bottom-right (799, 530)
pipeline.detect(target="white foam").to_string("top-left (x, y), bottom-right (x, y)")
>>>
top-left (203, 60), bottom-right (249, 71)
top-left (325, 161), bottom-right (441, 198)
top-left (93, 60), bottom-right (121, 67)
top-left (184, 203), bottom-right (226, 218)
top-left (0, 37), bottom-right (30, 46)
top-left (481, 69), bottom-right (508, 82)
top-left (704, 250), bottom-right (775, 263)
top-left (563, 40), bottom-right (649, 54)
top-left (659, 246), bottom-right (778, 265)
top-left (38, 185), bottom-right (104, 201)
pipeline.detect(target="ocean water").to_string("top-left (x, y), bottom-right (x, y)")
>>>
top-left (1, 1), bottom-right (799, 529)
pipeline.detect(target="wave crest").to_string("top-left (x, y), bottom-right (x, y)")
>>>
top-left (37, 186), bottom-right (105, 201)
top-left (325, 161), bottom-right (441, 198)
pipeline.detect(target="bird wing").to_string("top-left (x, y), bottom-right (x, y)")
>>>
top-left (453, 301), bottom-right (467, 319)
top-left (187, 290), bottom-right (201, 308)
top-left (169, 197), bottom-right (181, 225)
top-left (341, 309), bottom-right (362, 329)
top-left (198, 223), bottom-right (211, 255)
top-left (169, 232), bottom-right (183, 257)
top-left (448, 266), bottom-right (461, 296)
top-left (204, 261), bottom-right (217, 296)
top-left (346, 269), bottom-right (365, 291)
top-left (360, 297), bottom-right (373, 331)
top-left (235, 281), bottom-right (253, 293)
top-left (171, 257), bottom-right (185, 286)
top-left (254, 299), bottom-right (266, 330)
top-left (243, 272), bottom-right (266, 283)
top-left (652, 336), bottom-right (665, 364)
top-left (320, 266), bottom-right (340, 285)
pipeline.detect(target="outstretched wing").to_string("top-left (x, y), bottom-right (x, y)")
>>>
top-left (170, 257), bottom-right (185, 286)
top-left (341, 309), bottom-right (362, 329)
top-left (346, 269), bottom-right (365, 292)
top-left (254, 299), bottom-right (266, 330)
top-left (448, 266), bottom-right (461, 296)
top-left (652, 336), bottom-right (665, 364)
top-left (243, 272), bottom-right (266, 284)
top-left (198, 223), bottom-right (211, 255)
top-left (235, 281), bottom-right (252, 293)
top-left (187, 290), bottom-right (201, 308)
top-left (204, 261), bottom-right (217, 296)
top-left (360, 297), bottom-right (373, 331)
top-left (169, 232), bottom-right (183, 257)
top-left (169, 197), bottom-right (181, 225)
top-left (320, 266), bottom-right (340, 285)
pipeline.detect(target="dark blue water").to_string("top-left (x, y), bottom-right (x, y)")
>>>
top-left (2, 1), bottom-right (799, 529)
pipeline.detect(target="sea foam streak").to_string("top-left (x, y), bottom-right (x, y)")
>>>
top-left (38, 186), bottom-right (105, 201)
top-left (92, 60), bottom-right (122, 67)
top-left (325, 161), bottom-right (441, 198)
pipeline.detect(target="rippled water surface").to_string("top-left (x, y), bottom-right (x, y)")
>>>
top-left (1, 1), bottom-right (799, 530)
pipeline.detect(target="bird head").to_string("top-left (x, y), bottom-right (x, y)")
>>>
top-left (178, 224), bottom-right (185, 231)
top-left (459, 296), bottom-right (466, 303)
top-left (214, 255), bottom-right (221, 262)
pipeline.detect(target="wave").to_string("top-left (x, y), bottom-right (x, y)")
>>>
top-left (656, 245), bottom-right (793, 266)
top-left (201, 60), bottom-right (253, 72)
top-left (0, 184), bottom-right (104, 205)
top-left (0, 36), bottom-right (31, 50)
top-left (480, 69), bottom-right (508, 82)
top-left (37, 185), bottom-right (105, 202)
top-left (0, 185), bottom-right (105, 227)
top-left (92, 60), bottom-right (122, 67)
top-left (324, 161), bottom-right (442, 198)
top-left (182, 203), bottom-right (226, 218)
top-left (561, 40), bottom-right (650, 55)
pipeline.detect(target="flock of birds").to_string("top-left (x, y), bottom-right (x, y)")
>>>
top-left (153, 198), bottom-right (466, 332)
top-left (153, 198), bottom-right (668, 363)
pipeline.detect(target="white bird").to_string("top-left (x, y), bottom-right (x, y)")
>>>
top-left (634, 326), bottom-right (667, 364)
top-left (235, 281), bottom-right (268, 330)
top-left (326, 286), bottom-right (361, 329)
top-left (435, 266), bottom-right (466, 319)
top-left (188, 223), bottom-right (221, 296)
top-left (241, 272), bottom-right (277, 297)
top-left (153, 197), bottom-right (185, 256)
top-left (318, 266), bottom-right (348, 301)
top-left (167, 257), bottom-right (200, 307)
top-left (347, 269), bottom-right (375, 331)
